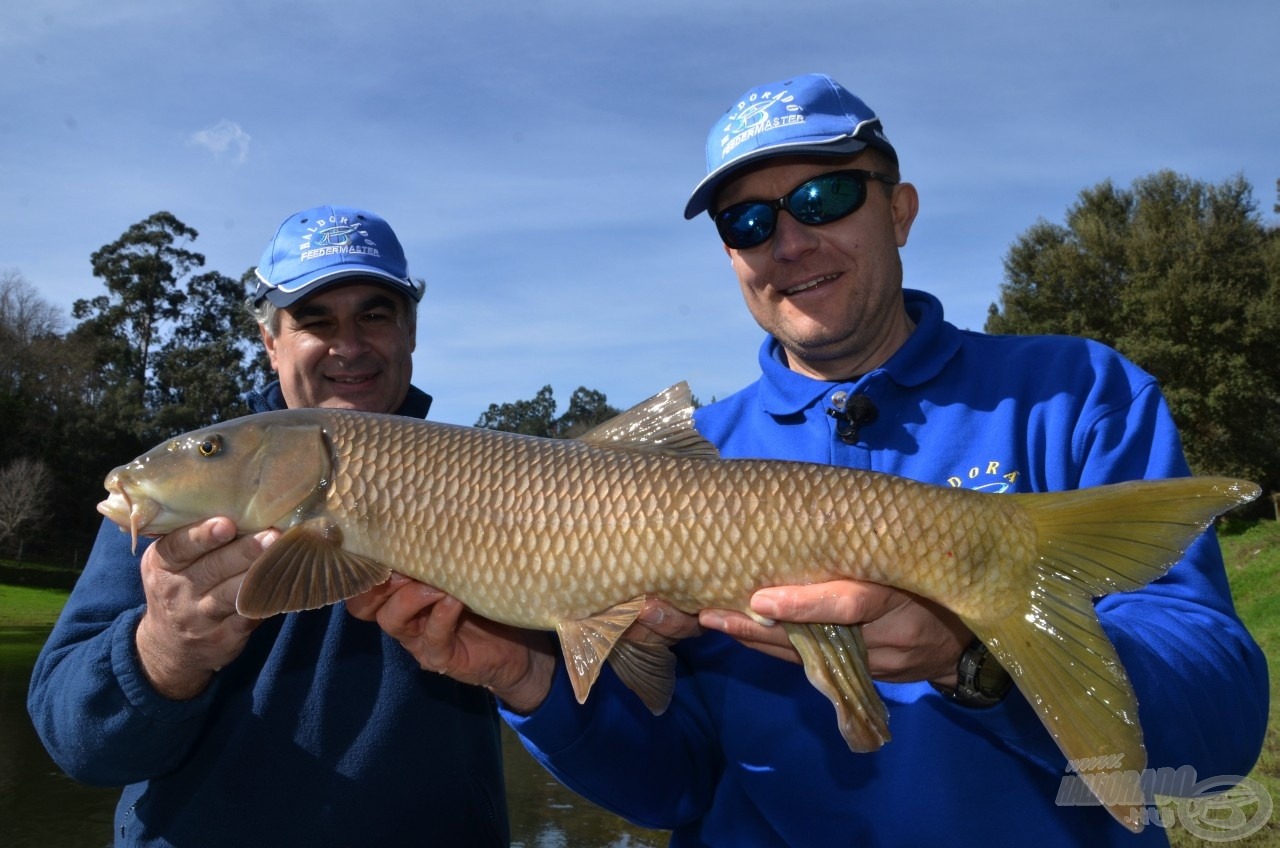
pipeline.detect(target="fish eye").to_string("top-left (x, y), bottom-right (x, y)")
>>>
top-left (198, 435), bottom-right (223, 457)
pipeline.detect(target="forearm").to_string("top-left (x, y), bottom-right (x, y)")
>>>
top-left (1102, 554), bottom-right (1268, 781)
top-left (28, 605), bottom-right (218, 785)
top-left (503, 657), bottom-right (720, 829)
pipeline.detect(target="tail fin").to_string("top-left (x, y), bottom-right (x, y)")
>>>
top-left (970, 476), bottom-right (1258, 833)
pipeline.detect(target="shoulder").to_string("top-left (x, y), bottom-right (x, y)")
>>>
top-left (693, 381), bottom-right (764, 445)
top-left (958, 330), bottom-right (1156, 395)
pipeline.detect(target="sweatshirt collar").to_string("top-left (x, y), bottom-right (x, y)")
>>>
top-left (246, 381), bottom-right (433, 420)
top-left (756, 289), bottom-right (961, 417)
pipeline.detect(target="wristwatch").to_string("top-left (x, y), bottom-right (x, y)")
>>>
top-left (933, 637), bottom-right (1013, 708)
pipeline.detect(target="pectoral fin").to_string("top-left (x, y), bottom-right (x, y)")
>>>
top-left (556, 597), bottom-right (652, 706)
top-left (236, 519), bottom-right (392, 618)
top-left (784, 622), bottom-right (890, 753)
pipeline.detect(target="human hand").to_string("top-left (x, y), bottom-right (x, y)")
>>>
top-left (626, 597), bottom-right (705, 646)
top-left (699, 580), bottom-right (971, 687)
top-left (135, 517), bottom-right (278, 700)
top-left (346, 576), bottom-right (559, 715)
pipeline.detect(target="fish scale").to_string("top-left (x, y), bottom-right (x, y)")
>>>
top-left (317, 408), bottom-right (1037, 627)
top-left (96, 381), bottom-right (1259, 833)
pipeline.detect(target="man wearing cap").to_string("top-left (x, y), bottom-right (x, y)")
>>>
top-left (358, 76), bottom-right (1267, 845)
top-left (28, 206), bottom-right (509, 847)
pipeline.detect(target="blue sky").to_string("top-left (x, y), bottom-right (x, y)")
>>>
top-left (4, 0), bottom-right (1276, 426)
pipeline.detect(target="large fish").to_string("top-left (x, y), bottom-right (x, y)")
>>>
top-left (98, 383), bottom-right (1257, 832)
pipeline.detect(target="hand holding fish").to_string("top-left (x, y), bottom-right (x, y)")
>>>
top-left (701, 579), bottom-right (971, 687)
top-left (134, 517), bottom-right (275, 701)
top-left (347, 575), bottom-right (561, 714)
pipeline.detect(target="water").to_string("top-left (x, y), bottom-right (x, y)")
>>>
top-left (0, 626), bottom-right (668, 848)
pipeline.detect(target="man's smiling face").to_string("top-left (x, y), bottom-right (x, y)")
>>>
top-left (261, 280), bottom-right (416, 413)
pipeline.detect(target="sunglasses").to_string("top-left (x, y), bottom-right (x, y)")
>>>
top-left (713, 169), bottom-right (900, 250)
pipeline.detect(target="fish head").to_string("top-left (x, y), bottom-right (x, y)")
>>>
top-left (98, 413), bottom-right (333, 550)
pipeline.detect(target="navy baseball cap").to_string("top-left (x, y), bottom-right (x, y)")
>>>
top-left (684, 74), bottom-right (898, 219)
top-left (252, 205), bottom-right (425, 308)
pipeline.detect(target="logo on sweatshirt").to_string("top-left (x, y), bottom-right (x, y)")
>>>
top-left (946, 461), bottom-right (1020, 492)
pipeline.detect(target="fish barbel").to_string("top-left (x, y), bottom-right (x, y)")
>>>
top-left (98, 382), bottom-right (1258, 832)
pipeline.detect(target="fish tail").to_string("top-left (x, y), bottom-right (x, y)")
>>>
top-left (971, 476), bottom-right (1259, 833)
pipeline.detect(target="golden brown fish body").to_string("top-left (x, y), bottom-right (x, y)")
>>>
top-left (309, 415), bottom-right (1028, 626)
top-left (98, 383), bottom-right (1259, 833)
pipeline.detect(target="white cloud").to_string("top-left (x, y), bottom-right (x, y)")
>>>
top-left (188, 120), bottom-right (251, 165)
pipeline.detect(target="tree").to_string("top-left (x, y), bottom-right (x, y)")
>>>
top-left (987, 171), bottom-right (1280, 490)
top-left (69, 213), bottom-right (268, 443)
top-left (73, 212), bottom-right (202, 423)
top-left (476, 385), bottom-right (622, 438)
top-left (0, 457), bottom-right (53, 558)
top-left (151, 269), bottom-right (267, 434)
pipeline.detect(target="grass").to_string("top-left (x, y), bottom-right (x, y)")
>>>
top-left (0, 583), bottom-right (75, 627)
top-left (1165, 520), bottom-right (1280, 846)
top-left (3, 525), bottom-right (1279, 843)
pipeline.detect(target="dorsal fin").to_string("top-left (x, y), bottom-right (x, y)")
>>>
top-left (579, 381), bottom-right (719, 459)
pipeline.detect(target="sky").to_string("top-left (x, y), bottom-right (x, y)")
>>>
top-left (3, 0), bottom-right (1277, 426)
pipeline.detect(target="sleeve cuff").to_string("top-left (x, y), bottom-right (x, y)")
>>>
top-left (110, 606), bottom-right (220, 724)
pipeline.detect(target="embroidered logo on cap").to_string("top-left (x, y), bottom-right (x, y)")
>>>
top-left (298, 214), bottom-right (382, 264)
top-left (720, 88), bottom-right (804, 160)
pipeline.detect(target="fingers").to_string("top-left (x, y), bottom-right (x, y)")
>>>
top-left (345, 574), bottom-right (411, 621)
top-left (750, 580), bottom-right (875, 624)
top-left (702, 581), bottom-right (973, 683)
top-left (149, 517), bottom-right (237, 572)
top-left (628, 598), bottom-right (702, 644)
top-left (700, 609), bottom-right (798, 663)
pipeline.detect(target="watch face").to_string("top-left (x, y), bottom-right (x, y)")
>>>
top-left (955, 640), bottom-right (1012, 706)
top-left (976, 657), bottom-right (1013, 699)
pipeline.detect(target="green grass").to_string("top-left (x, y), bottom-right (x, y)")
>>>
top-left (1171, 520), bottom-right (1280, 846)
top-left (0, 583), bottom-right (72, 627)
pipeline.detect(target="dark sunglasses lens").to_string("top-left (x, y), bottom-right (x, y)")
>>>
top-left (716, 203), bottom-right (776, 249)
top-left (788, 173), bottom-right (867, 225)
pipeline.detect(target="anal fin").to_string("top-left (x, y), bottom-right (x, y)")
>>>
top-left (784, 622), bottom-right (890, 753)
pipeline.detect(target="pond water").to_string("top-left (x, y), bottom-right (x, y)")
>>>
top-left (0, 626), bottom-right (668, 848)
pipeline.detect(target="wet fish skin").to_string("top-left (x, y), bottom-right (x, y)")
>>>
top-left (97, 383), bottom-right (1259, 833)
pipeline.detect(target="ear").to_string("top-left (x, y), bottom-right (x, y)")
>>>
top-left (259, 324), bottom-right (281, 372)
top-left (890, 182), bottom-right (920, 248)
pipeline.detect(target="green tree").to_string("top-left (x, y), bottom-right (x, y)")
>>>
top-left (151, 269), bottom-right (266, 434)
top-left (475, 385), bottom-right (622, 438)
top-left (987, 170), bottom-right (1280, 490)
top-left (70, 213), bottom-right (268, 442)
top-left (73, 211), bottom-right (202, 424)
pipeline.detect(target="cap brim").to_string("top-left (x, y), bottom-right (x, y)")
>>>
top-left (683, 136), bottom-right (873, 220)
top-left (256, 266), bottom-right (421, 308)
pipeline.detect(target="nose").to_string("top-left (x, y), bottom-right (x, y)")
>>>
top-left (770, 210), bottom-right (820, 261)
top-left (329, 320), bottom-right (372, 359)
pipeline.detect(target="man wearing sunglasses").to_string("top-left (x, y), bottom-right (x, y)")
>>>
top-left (357, 75), bottom-right (1267, 845)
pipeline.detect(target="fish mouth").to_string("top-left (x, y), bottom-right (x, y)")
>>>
top-left (98, 482), bottom-right (160, 554)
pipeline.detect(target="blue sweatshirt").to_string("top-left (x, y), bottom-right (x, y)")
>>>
top-left (504, 290), bottom-right (1268, 847)
top-left (28, 383), bottom-right (509, 847)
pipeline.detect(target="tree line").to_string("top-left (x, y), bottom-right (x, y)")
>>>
top-left (2, 170), bottom-right (1277, 566)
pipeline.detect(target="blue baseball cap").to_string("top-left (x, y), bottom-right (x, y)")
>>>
top-left (684, 74), bottom-right (898, 219)
top-left (252, 205), bottom-right (425, 308)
